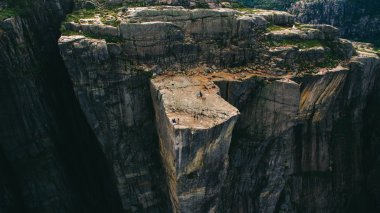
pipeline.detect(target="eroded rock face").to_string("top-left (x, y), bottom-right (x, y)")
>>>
top-left (287, 53), bottom-right (380, 213)
top-left (150, 76), bottom-right (239, 212)
top-left (2, 0), bottom-right (380, 212)
top-left (62, 7), bottom-right (267, 66)
top-left (215, 77), bottom-right (301, 213)
top-left (0, 0), bottom-right (123, 213)
top-left (57, 5), bottom-right (380, 213)
top-left (289, 0), bottom-right (380, 43)
top-left (58, 36), bottom-right (170, 212)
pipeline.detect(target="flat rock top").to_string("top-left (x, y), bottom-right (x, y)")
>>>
top-left (152, 75), bottom-right (239, 129)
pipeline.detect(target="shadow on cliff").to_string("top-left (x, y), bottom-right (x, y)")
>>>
top-left (0, 0), bottom-right (124, 212)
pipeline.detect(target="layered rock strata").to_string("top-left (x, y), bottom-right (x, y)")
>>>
top-left (289, 0), bottom-right (380, 44)
top-left (58, 35), bottom-right (170, 212)
top-left (0, 0), bottom-right (124, 212)
top-left (2, 0), bottom-right (380, 211)
top-left (57, 5), bottom-right (380, 213)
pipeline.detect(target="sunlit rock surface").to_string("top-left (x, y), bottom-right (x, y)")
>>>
top-left (58, 5), bottom-right (380, 211)
top-left (150, 75), bottom-right (239, 212)
top-left (0, 2), bottom-right (373, 212)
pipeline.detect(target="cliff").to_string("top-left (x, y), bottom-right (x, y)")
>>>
top-left (289, 0), bottom-right (380, 45)
top-left (0, 0), bottom-right (123, 212)
top-left (1, 0), bottom-right (380, 212)
top-left (150, 75), bottom-right (239, 212)
top-left (58, 5), bottom-right (380, 213)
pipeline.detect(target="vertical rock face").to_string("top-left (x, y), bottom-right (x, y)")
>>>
top-left (286, 54), bottom-right (380, 213)
top-left (217, 78), bottom-right (301, 213)
top-left (217, 53), bottom-right (380, 213)
top-left (58, 36), bottom-right (170, 212)
top-left (150, 76), bottom-right (239, 212)
top-left (57, 8), bottom-right (291, 210)
top-left (0, 0), bottom-right (123, 212)
top-left (363, 60), bottom-right (380, 212)
top-left (289, 0), bottom-right (380, 43)
top-left (2, 2), bottom-right (380, 212)
top-left (60, 7), bottom-right (272, 68)
top-left (58, 6), bottom-right (380, 212)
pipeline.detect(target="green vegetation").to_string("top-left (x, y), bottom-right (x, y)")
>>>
top-left (100, 16), bottom-right (120, 27)
top-left (123, 2), bottom-right (159, 7)
top-left (66, 8), bottom-right (100, 23)
top-left (195, 2), bottom-right (210, 9)
top-left (295, 52), bottom-right (341, 74)
top-left (0, 0), bottom-right (34, 20)
top-left (235, 0), bottom-right (297, 11)
top-left (230, 2), bottom-right (245, 9)
top-left (267, 39), bottom-right (323, 49)
top-left (235, 7), bottom-right (262, 13)
top-left (318, 53), bottom-right (341, 68)
top-left (4, 0), bottom-right (31, 9)
top-left (107, 1), bottom-right (170, 8)
top-left (267, 25), bottom-right (288, 31)
top-left (0, 8), bottom-right (17, 20)
top-left (66, 8), bottom-right (120, 27)
top-left (1, 0), bottom-right (37, 18)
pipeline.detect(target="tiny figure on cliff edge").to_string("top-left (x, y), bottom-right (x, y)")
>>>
top-left (172, 118), bottom-right (177, 124)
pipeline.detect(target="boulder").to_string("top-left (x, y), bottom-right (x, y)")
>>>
top-left (256, 10), bottom-right (295, 26)
top-left (302, 24), bottom-right (339, 40)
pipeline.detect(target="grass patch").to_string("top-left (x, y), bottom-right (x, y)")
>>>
top-left (195, 2), bottom-right (210, 8)
top-left (230, 2), bottom-right (245, 8)
top-left (66, 8), bottom-right (99, 23)
top-left (318, 53), bottom-right (340, 68)
top-left (0, 8), bottom-right (18, 20)
top-left (236, 7), bottom-right (262, 13)
top-left (100, 16), bottom-right (120, 27)
top-left (122, 2), bottom-right (168, 7)
top-left (267, 25), bottom-right (288, 31)
top-left (0, 0), bottom-right (38, 20)
top-left (267, 39), bottom-right (323, 49)
top-left (240, 0), bottom-right (297, 10)
top-left (66, 8), bottom-right (121, 26)
top-left (296, 52), bottom-right (341, 73)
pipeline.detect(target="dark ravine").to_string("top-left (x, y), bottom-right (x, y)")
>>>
top-left (0, 0), bottom-right (123, 212)
top-left (1, 0), bottom-right (380, 213)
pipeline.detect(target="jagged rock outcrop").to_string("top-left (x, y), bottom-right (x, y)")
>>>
top-left (2, 1), bottom-right (380, 212)
top-left (58, 5), bottom-right (380, 212)
top-left (150, 75), bottom-right (239, 212)
top-left (215, 52), bottom-right (380, 213)
top-left (289, 0), bottom-right (380, 44)
top-left (58, 35), bottom-right (170, 212)
top-left (0, 0), bottom-right (123, 212)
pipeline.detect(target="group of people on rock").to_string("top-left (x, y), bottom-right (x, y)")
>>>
top-left (172, 118), bottom-right (179, 125)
